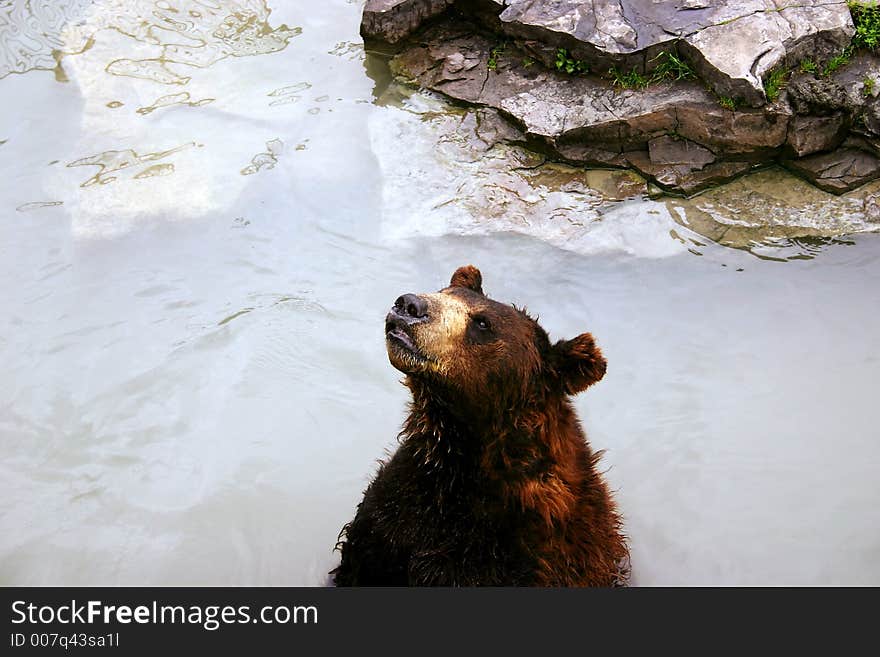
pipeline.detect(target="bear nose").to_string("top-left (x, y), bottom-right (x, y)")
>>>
top-left (394, 293), bottom-right (428, 320)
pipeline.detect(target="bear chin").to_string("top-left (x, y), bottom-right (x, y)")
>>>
top-left (385, 333), bottom-right (429, 373)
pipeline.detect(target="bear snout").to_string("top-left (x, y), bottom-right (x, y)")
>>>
top-left (392, 293), bottom-right (429, 322)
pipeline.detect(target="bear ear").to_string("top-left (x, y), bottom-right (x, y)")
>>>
top-left (550, 332), bottom-right (607, 395)
top-left (449, 265), bottom-right (483, 295)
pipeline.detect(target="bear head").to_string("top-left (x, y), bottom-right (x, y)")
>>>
top-left (384, 265), bottom-right (606, 417)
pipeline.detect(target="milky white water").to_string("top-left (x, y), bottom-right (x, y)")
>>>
top-left (1, 0), bottom-right (879, 586)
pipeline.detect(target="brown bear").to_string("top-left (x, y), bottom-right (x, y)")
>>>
top-left (332, 265), bottom-right (629, 586)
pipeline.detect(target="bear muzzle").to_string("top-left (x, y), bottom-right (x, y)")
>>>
top-left (385, 293), bottom-right (430, 366)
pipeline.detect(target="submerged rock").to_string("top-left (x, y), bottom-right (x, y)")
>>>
top-left (369, 80), bottom-right (880, 259)
top-left (783, 147), bottom-right (880, 193)
top-left (626, 139), bottom-right (752, 196)
top-left (364, 0), bottom-right (880, 195)
top-left (369, 85), bottom-right (880, 260)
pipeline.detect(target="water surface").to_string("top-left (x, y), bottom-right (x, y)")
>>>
top-left (1, 0), bottom-right (879, 585)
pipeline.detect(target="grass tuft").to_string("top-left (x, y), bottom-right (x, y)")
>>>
top-left (849, 1), bottom-right (880, 51)
top-left (718, 95), bottom-right (737, 110)
top-left (608, 50), bottom-right (697, 90)
top-left (608, 66), bottom-right (648, 89)
top-left (487, 43), bottom-right (505, 72)
top-left (555, 48), bottom-right (589, 75)
top-left (799, 58), bottom-right (819, 74)
top-left (763, 67), bottom-right (789, 102)
top-left (649, 50), bottom-right (697, 81)
top-left (823, 46), bottom-right (853, 76)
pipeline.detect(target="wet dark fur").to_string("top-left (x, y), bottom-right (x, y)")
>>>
top-left (332, 266), bottom-right (629, 586)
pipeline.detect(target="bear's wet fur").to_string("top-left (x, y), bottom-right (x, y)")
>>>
top-left (332, 266), bottom-right (629, 586)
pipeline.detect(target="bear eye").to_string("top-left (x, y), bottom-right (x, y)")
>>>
top-left (467, 314), bottom-right (495, 344)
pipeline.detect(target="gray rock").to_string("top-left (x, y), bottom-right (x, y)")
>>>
top-left (361, 0), bottom-right (454, 44)
top-left (675, 103), bottom-right (790, 155)
top-left (681, 1), bottom-right (853, 106)
top-left (626, 150), bottom-right (750, 195)
top-left (785, 55), bottom-right (880, 143)
top-left (786, 114), bottom-right (847, 157)
top-left (825, 53), bottom-right (880, 139)
top-left (864, 101), bottom-right (880, 138)
top-left (461, 0), bottom-right (854, 105)
top-left (389, 23), bottom-right (803, 192)
top-left (474, 108), bottom-right (527, 148)
top-left (363, 1), bottom-right (854, 103)
top-left (783, 148), bottom-right (880, 193)
top-left (786, 74), bottom-right (851, 115)
top-left (828, 52), bottom-right (880, 107)
top-left (393, 25), bottom-right (792, 152)
top-left (366, 1), bottom-right (880, 195)
top-left (648, 135), bottom-right (715, 168)
top-left (554, 142), bottom-right (628, 167)
top-left (865, 192), bottom-right (880, 222)
top-left (498, 0), bottom-right (642, 55)
top-left (842, 134), bottom-right (880, 158)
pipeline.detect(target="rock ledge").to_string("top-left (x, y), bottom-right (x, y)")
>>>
top-left (363, 0), bottom-right (880, 194)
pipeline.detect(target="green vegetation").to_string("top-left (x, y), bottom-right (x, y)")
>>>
top-left (790, 3), bottom-right (878, 80)
top-left (799, 58), bottom-right (819, 74)
top-left (759, 5), bottom-right (876, 83)
top-left (763, 67), bottom-right (789, 102)
top-left (608, 65), bottom-right (648, 88)
top-left (501, 4), bottom-right (878, 99)
top-left (552, 44), bottom-right (700, 91)
top-left (823, 46), bottom-right (854, 76)
top-left (864, 75), bottom-right (876, 95)
top-left (650, 50), bottom-right (697, 81)
top-left (608, 50), bottom-right (697, 89)
top-left (487, 43), bottom-right (505, 71)
top-left (849, 1), bottom-right (880, 50)
top-left (555, 48), bottom-right (589, 75)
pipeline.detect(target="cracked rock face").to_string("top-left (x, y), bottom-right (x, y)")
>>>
top-left (391, 24), bottom-right (793, 152)
top-left (786, 114), bottom-right (847, 157)
top-left (681, 1), bottom-right (853, 106)
top-left (784, 147), bottom-right (880, 193)
top-left (361, 0), bottom-right (455, 44)
top-left (365, 0), bottom-right (854, 104)
top-left (364, 0), bottom-right (880, 195)
top-left (390, 23), bottom-right (795, 193)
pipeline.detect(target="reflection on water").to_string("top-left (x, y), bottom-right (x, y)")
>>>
top-left (328, 41), bottom-right (363, 60)
top-left (368, 84), bottom-right (880, 262)
top-left (267, 82), bottom-right (311, 106)
top-left (16, 201), bottom-right (64, 212)
top-left (0, 0), bottom-right (300, 83)
top-left (0, 0), bottom-right (96, 79)
top-left (667, 169), bottom-right (880, 257)
top-left (136, 91), bottom-right (214, 115)
top-left (134, 163), bottom-right (176, 179)
top-left (101, 0), bottom-right (300, 86)
top-left (67, 143), bottom-right (197, 187)
top-left (240, 138), bottom-right (282, 175)
top-left (1, 0), bottom-right (879, 586)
